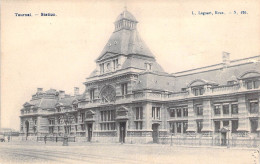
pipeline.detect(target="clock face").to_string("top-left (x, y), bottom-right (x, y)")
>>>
top-left (101, 85), bottom-right (116, 102)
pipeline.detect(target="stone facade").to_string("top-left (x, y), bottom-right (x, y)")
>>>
top-left (20, 9), bottom-right (260, 145)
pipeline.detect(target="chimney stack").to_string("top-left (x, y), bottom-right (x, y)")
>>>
top-left (37, 88), bottom-right (43, 92)
top-left (59, 90), bottom-right (65, 99)
top-left (222, 51), bottom-right (230, 67)
top-left (74, 87), bottom-right (79, 96)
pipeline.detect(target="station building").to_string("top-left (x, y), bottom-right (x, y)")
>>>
top-left (20, 9), bottom-right (260, 145)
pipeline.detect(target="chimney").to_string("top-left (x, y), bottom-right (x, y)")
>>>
top-left (222, 51), bottom-right (230, 67)
top-left (59, 90), bottom-right (65, 99)
top-left (37, 88), bottom-right (43, 92)
top-left (74, 87), bottom-right (79, 96)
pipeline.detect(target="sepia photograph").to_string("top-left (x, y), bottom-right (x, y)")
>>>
top-left (1, 0), bottom-right (260, 163)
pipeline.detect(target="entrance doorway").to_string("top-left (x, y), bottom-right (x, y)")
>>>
top-left (25, 120), bottom-right (29, 140)
top-left (152, 124), bottom-right (159, 143)
top-left (87, 124), bottom-right (92, 142)
top-left (119, 122), bottom-right (126, 143)
top-left (221, 132), bottom-right (227, 146)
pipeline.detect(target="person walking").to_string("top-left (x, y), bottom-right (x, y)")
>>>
top-left (44, 135), bottom-right (47, 144)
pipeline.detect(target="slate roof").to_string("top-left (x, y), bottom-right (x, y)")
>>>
top-left (121, 55), bottom-right (164, 72)
top-left (174, 60), bottom-right (260, 91)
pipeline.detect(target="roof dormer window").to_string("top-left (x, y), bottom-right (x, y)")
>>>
top-left (145, 63), bottom-right (152, 70)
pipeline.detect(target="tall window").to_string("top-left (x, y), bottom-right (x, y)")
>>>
top-left (232, 120), bottom-right (238, 133)
top-left (193, 88), bottom-right (204, 96)
top-left (170, 122), bottom-right (175, 133)
top-left (177, 108), bottom-right (182, 117)
top-left (100, 63), bottom-right (105, 74)
top-left (136, 107), bottom-right (143, 120)
top-left (49, 119), bottom-right (55, 125)
top-left (250, 119), bottom-right (258, 133)
top-left (121, 83), bottom-right (128, 96)
top-left (231, 104), bottom-right (238, 114)
top-left (152, 107), bottom-right (160, 120)
top-left (169, 109), bottom-right (175, 117)
top-left (49, 127), bottom-right (54, 134)
top-left (183, 122), bottom-right (188, 133)
top-left (196, 105), bottom-right (203, 116)
top-left (177, 122), bottom-right (182, 133)
top-left (81, 124), bottom-right (85, 131)
top-left (145, 63), bottom-right (152, 70)
top-left (135, 122), bottom-right (142, 130)
top-left (249, 100), bottom-right (259, 113)
top-left (183, 107), bottom-right (188, 117)
top-left (214, 121), bottom-right (220, 132)
top-left (100, 110), bottom-right (116, 131)
top-left (223, 104), bottom-right (229, 115)
top-left (90, 89), bottom-right (95, 100)
top-left (214, 105), bottom-right (221, 115)
top-left (80, 113), bottom-right (85, 122)
top-left (197, 120), bottom-right (203, 133)
top-left (112, 59), bottom-right (118, 70)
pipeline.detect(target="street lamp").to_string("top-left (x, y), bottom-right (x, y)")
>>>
top-left (63, 112), bottom-right (72, 146)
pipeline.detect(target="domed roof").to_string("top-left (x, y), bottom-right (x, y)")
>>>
top-left (115, 9), bottom-right (137, 22)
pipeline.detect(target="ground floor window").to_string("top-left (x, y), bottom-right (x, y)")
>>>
top-left (49, 127), bottom-right (54, 134)
top-left (232, 120), bottom-right (238, 133)
top-left (183, 122), bottom-right (188, 133)
top-left (250, 119), bottom-right (258, 133)
top-left (214, 121), bottom-right (220, 132)
top-left (170, 122), bottom-right (175, 133)
top-left (170, 121), bottom-right (187, 134)
top-left (177, 122), bottom-right (182, 133)
top-left (81, 124), bottom-right (85, 131)
top-left (197, 120), bottom-right (203, 133)
top-left (100, 123), bottom-right (115, 131)
top-left (135, 122), bottom-right (142, 130)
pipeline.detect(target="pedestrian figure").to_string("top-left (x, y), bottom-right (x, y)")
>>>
top-left (44, 135), bottom-right (47, 144)
top-left (8, 135), bottom-right (10, 142)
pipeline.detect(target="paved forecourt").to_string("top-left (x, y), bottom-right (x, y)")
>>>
top-left (0, 141), bottom-right (258, 164)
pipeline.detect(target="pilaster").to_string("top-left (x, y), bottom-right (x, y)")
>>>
top-left (237, 94), bottom-right (249, 132)
top-left (201, 99), bottom-right (213, 132)
top-left (186, 100), bottom-right (196, 133)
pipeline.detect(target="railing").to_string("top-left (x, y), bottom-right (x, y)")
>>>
top-left (211, 84), bottom-right (240, 94)
top-left (159, 136), bottom-right (260, 148)
top-left (37, 136), bottom-right (76, 142)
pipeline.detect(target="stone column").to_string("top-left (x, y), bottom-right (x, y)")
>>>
top-left (201, 99), bottom-right (213, 134)
top-left (186, 100), bottom-right (196, 135)
top-left (256, 93), bottom-right (260, 134)
top-left (237, 95), bottom-right (249, 135)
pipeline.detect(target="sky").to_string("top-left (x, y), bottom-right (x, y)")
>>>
top-left (1, 0), bottom-right (260, 130)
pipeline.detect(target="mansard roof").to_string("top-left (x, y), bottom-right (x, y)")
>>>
top-left (174, 56), bottom-right (260, 90)
top-left (96, 10), bottom-right (155, 62)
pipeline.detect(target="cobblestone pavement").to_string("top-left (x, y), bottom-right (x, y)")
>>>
top-left (0, 141), bottom-right (259, 164)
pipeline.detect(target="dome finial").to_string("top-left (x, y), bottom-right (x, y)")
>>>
top-left (124, 0), bottom-right (127, 11)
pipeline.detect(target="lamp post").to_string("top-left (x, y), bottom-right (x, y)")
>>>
top-left (63, 112), bottom-right (71, 146)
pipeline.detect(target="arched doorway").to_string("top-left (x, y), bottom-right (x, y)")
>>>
top-left (25, 120), bottom-right (29, 140)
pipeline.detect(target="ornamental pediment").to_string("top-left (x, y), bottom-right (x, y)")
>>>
top-left (23, 102), bottom-right (33, 107)
top-left (97, 52), bottom-right (118, 62)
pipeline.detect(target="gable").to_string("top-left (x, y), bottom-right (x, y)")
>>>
top-left (188, 79), bottom-right (207, 87)
top-left (239, 71), bottom-right (260, 79)
top-left (97, 52), bottom-right (118, 62)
